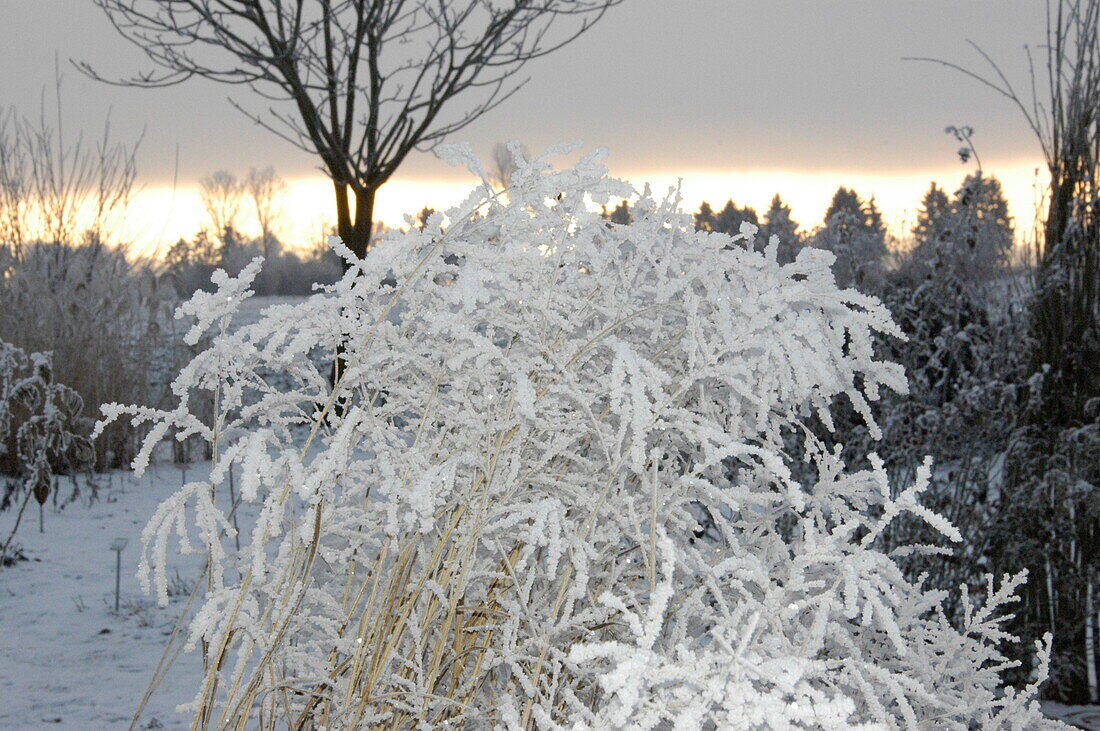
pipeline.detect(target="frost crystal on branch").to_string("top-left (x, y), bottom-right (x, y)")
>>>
top-left (100, 145), bottom-right (1063, 728)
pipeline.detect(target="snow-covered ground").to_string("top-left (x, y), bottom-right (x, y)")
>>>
top-left (0, 462), bottom-right (230, 729)
top-left (1048, 705), bottom-right (1100, 731)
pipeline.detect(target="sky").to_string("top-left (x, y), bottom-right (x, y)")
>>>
top-left (2, 1), bottom-right (1051, 254)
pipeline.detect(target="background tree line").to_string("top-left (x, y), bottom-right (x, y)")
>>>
top-left (162, 167), bottom-right (344, 297)
top-left (603, 170), bottom-right (1014, 286)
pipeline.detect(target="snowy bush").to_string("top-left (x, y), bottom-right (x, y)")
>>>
top-left (99, 144), bottom-right (1063, 728)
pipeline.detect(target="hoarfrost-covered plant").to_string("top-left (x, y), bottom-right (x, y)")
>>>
top-left (1, 341), bottom-right (93, 562)
top-left (99, 144), bottom-right (1062, 728)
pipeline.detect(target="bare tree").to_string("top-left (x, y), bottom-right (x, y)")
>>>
top-left (0, 109), bottom-right (28, 250)
top-left (0, 80), bottom-right (139, 253)
top-left (85, 0), bottom-right (620, 261)
top-left (246, 165), bottom-right (287, 258)
top-left (199, 169), bottom-right (244, 241)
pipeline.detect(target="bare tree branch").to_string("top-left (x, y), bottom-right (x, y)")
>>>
top-left (83, 0), bottom-right (622, 259)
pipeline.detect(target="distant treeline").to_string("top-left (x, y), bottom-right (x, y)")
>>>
top-left (602, 173), bottom-right (1017, 286)
top-left (163, 167), bottom-right (1018, 297)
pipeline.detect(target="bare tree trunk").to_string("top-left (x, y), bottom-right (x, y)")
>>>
top-left (354, 187), bottom-right (376, 256)
top-left (334, 180), bottom-right (353, 253)
top-left (1047, 557), bottom-right (1057, 636)
top-left (1044, 170), bottom-right (1073, 265)
top-left (329, 183), bottom-right (380, 396)
top-left (334, 181), bottom-right (376, 264)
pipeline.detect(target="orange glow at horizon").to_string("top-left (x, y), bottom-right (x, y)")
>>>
top-left (120, 162), bottom-right (1048, 259)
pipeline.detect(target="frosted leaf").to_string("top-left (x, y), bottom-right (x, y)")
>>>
top-left (175, 256), bottom-right (263, 345)
top-left (738, 220), bottom-right (759, 244)
top-left (435, 141), bottom-right (488, 181)
top-left (513, 369), bottom-right (537, 421)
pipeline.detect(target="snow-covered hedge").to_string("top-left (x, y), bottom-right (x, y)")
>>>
top-left (99, 144), bottom-right (1062, 728)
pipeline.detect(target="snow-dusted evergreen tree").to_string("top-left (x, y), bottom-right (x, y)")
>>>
top-left (813, 186), bottom-right (890, 289)
top-left (100, 146), bottom-right (1063, 728)
top-left (712, 198), bottom-right (759, 236)
top-left (950, 173), bottom-right (1014, 276)
top-left (911, 174), bottom-right (1014, 279)
top-left (760, 193), bottom-right (803, 264)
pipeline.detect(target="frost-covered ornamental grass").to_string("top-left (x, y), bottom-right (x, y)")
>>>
top-left (98, 145), bottom-right (1063, 729)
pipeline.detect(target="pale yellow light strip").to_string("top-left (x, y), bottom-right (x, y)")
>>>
top-left (117, 161), bottom-right (1048, 259)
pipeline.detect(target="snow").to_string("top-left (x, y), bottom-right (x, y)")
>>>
top-left (1045, 704), bottom-right (1100, 730)
top-left (0, 465), bottom-right (212, 729)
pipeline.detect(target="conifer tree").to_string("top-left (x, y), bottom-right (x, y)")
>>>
top-left (951, 173), bottom-right (1014, 276)
top-left (693, 201), bottom-right (716, 232)
top-left (824, 186), bottom-right (866, 226)
top-left (912, 182), bottom-right (953, 254)
top-left (911, 176), bottom-right (1013, 279)
top-left (814, 186), bottom-right (888, 288)
top-left (600, 199), bottom-right (632, 225)
top-left (712, 199), bottom-right (758, 236)
top-left (760, 194), bottom-right (802, 264)
top-left (866, 195), bottom-right (887, 239)
top-left (415, 207), bottom-right (438, 232)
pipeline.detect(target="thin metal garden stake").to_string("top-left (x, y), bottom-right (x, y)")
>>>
top-left (110, 538), bottom-right (128, 612)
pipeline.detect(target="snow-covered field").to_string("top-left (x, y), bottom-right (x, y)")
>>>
top-left (0, 463), bottom-right (226, 729)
